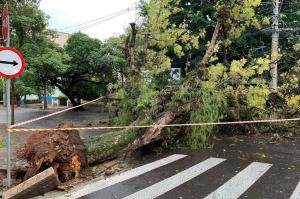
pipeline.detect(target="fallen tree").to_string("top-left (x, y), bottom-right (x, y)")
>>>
top-left (16, 1), bottom-right (275, 180)
top-left (87, 109), bottom-right (186, 164)
top-left (86, 17), bottom-right (224, 163)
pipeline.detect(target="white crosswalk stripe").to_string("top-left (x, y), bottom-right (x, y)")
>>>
top-left (290, 181), bottom-right (300, 199)
top-left (204, 162), bottom-right (272, 199)
top-left (55, 154), bottom-right (187, 199)
top-left (44, 154), bottom-right (298, 199)
top-left (123, 157), bottom-right (226, 199)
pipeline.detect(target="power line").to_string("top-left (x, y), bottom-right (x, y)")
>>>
top-left (61, 9), bottom-right (128, 31)
top-left (59, 7), bottom-right (135, 32)
top-left (67, 11), bottom-right (133, 33)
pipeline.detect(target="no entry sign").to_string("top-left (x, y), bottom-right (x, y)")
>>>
top-left (0, 47), bottom-right (25, 79)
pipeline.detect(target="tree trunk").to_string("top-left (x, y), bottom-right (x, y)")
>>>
top-left (53, 83), bottom-right (84, 110)
top-left (24, 95), bottom-right (27, 105)
top-left (87, 109), bottom-right (183, 164)
top-left (116, 110), bottom-right (182, 157)
top-left (198, 20), bottom-right (221, 71)
top-left (142, 30), bottom-right (149, 65)
top-left (43, 86), bottom-right (48, 110)
top-left (77, 98), bottom-right (81, 105)
top-left (68, 95), bottom-right (78, 107)
top-left (129, 23), bottom-right (138, 72)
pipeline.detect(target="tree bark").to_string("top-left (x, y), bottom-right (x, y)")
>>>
top-left (116, 110), bottom-right (182, 157)
top-left (43, 86), bottom-right (48, 110)
top-left (142, 30), bottom-right (149, 65)
top-left (68, 96), bottom-right (78, 106)
top-left (198, 20), bottom-right (221, 71)
top-left (87, 109), bottom-right (183, 164)
top-left (129, 23), bottom-right (138, 72)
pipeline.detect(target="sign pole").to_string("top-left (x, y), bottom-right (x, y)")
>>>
top-left (1, 4), bottom-right (25, 187)
top-left (2, 78), bottom-right (6, 106)
top-left (6, 14), bottom-right (12, 187)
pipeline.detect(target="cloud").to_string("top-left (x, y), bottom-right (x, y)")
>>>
top-left (39, 0), bottom-right (140, 40)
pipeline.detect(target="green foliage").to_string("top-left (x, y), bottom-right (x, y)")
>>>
top-left (0, 141), bottom-right (5, 149)
top-left (57, 95), bottom-right (68, 100)
top-left (0, 0), bottom-right (51, 98)
top-left (91, 0), bottom-right (300, 156)
top-left (212, 58), bottom-right (271, 111)
top-left (171, 77), bottom-right (226, 149)
top-left (87, 128), bottom-right (142, 160)
top-left (189, 83), bottom-right (225, 149)
top-left (246, 86), bottom-right (270, 110)
top-left (285, 95), bottom-right (300, 112)
top-left (113, 78), bottom-right (158, 126)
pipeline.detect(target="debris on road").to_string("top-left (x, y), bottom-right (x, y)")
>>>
top-left (2, 167), bottom-right (59, 199)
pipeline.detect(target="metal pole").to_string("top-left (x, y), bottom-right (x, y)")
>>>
top-left (6, 79), bottom-right (11, 187)
top-left (2, 78), bottom-right (6, 107)
top-left (6, 14), bottom-right (11, 187)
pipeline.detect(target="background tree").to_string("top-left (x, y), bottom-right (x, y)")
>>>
top-left (0, 0), bottom-right (50, 103)
top-left (37, 32), bottom-right (126, 107)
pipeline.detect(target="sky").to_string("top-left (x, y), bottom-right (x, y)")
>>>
top-left (39, 0), bottom-right (141, 41)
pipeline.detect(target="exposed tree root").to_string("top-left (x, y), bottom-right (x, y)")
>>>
top-left (17, 122), bottom-right (87, 182)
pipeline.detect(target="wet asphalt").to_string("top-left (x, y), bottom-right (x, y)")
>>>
top-left (0, 105), bottom-right (108, 129)
top-left (80, 135), bottom-right (300, 199)
top-left (0, 106), bottom-right (299, 198)
top-left (0, 105), bottom-right (109, 170)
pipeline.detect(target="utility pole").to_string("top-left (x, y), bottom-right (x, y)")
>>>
top-left (270, 0), bottom-right (280, 89)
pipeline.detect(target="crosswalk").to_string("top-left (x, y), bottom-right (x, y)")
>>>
top-left (124, 158), bottom-right (226, 199)
top-left (55, 154), bottom-right (299, 199)
top-left (291, 182), bottom-right (300, 199)
top-left (204, 162), bottom-right (272, 199)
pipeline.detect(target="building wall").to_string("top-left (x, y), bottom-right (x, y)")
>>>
top-left (53, 32), bottom-right (71, 48)
top-left (51, 31), bottom-right (71, 99)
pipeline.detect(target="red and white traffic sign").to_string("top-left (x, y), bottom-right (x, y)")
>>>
top-left (0, 47), bottom-right (25, 79)
top-left (2, 4), bottom-right (9, 42)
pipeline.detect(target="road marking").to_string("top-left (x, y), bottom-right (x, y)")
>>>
top-left (55, 154), bottom-right (187, 199)
top-left (290, 181), bottom-right (300, 199)
top-left (204, 162), bottom-right (272, 199)
top-left (123, 157), bottom-right (226, 199)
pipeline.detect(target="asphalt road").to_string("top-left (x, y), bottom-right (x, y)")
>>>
top-left (0, 105), bottom-right (109, 170)
top-left (40, 135), bottom-right (300, 199)
top-left (0, 105), bottom-right (108, 129)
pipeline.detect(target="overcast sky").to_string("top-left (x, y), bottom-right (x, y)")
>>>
top-left (39, 0), bottom-right (140, 41)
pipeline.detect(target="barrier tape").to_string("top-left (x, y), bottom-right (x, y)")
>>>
top-left (8, 96), bottom-right (106, 129)
top-left (7, 117), bottom-right (300, 133)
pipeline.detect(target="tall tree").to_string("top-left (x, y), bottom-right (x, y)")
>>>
top-left (31, 32), bottom-right (126, 107)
